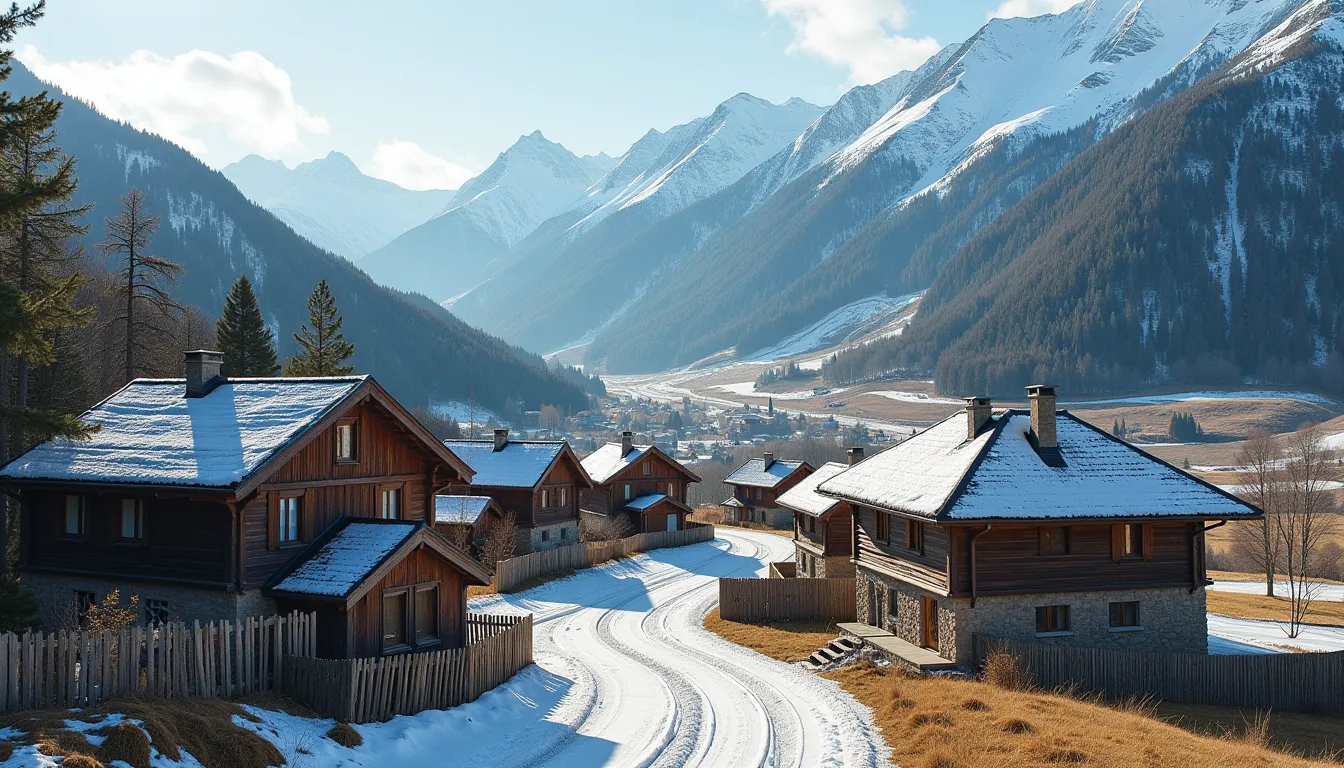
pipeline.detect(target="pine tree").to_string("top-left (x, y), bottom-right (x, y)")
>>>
top-left (1112, 418), bottom-right (1120, 436)
top-left (99, 188), bottom-right (183, 383)
top-left (284, 280), bottom-right (354, 376)
top-left (216, 274), bottom-right (279, 377)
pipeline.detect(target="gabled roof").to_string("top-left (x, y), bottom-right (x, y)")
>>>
top-left (624, 492), bottom-right (691, 513)
top-left (434, 495), bottom-right (500, 525)
top-left (818, 410), bottom-right (1262, 523)
top-left (776, 462), bottom-right (850, 517)
top-left (725, 458), bottom-right (810, 489)
top-left (581, 442), bottom-right (701, 485)
top-left (0, 376), bottom-right (472, 494)
top-left (267, 518), bottom-right (491, 604)
top-left (443, 439), bottom-right (592, 489)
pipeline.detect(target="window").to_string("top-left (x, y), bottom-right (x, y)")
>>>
top-left (541, 489), bottom-right (550, 508)
top-left (624, 484), bottom-right (631, 500)
top-left (1039, 526), bottom-right (1069, 555)
top-left (380, 487), bottom-right (401, 520)
top-left (144, 599), bottom-right (170, 626)
top-left (119, 499), bottom-right (144, 542)
top-left (382, 589), bottom-right (408, 650)
top-left (906, 519), bottom-right (924, 552)
top-left (336, 420), bottom-right (358, 462)
top-left (1124, 524), bottom-right (1143, 557)
top-left (560, 527), bottom-right (568, 541)
top-left (62, 495), bottom-right (86, 538)
top-left (755, 487), bottom-right (762, 500)
top-left (875, 511), bottom-right (890, 543)
top-left (1109, 601), bottom-right (1140, 629)
top-left (279, 495), bottom-right (301, 543)
top-left (1035, 605), bottom-right (1071, 634)
top-left (667, 482), bottom-right (676, 499)
top-left (414, 586), bottom-right (439, 645)
top-left (888, 589), bottom-right (899, 619)
top-left (560, 487), bottom-right (568, 507)
top-left (541, 529), bottom-right (550, 542)
top-left (74, 591), bottom-right (96, 627)
top-left (643, 460), bottom-right (651, 476)
top-left (1113, 523), bottom-right (1151, 560)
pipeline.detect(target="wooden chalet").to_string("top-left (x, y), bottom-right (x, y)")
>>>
top-left (0, 350), bottom-right (490, 655)
top-left (774, 449), bottom-right (862, 578)
top-left (816, 386), bottom-right (1262, 666)
top-left (579, 431), bottom-right (701, 533)
top-left (442, 430), bottom-right (593, 553)
top-left (432, 494), bottom-right (504, 556)
top-left (721, 452), bottom-right (814, 529)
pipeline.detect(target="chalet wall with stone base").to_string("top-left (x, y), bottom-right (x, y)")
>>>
top-left (726, 505), bottom-right (792, 529)
top-left (856, 566), bottom-right (1208, 665)
top-left (23, 571), bottom-right (276, 630)
top-left (795, 545), bottom-right (855, 578)
top-left (520, 520), bottom-right (578, 553)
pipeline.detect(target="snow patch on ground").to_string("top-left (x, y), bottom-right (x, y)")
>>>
top-left (864, 390), bottom-right (963, 405)
top-left (1063, 390), bottom-right (1335, 406)
top-left (1209, 577), bottom-right (1344, 602)
top-left (1208, 614), bottom-right (1344, 653)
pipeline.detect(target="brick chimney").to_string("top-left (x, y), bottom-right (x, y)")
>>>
top-left (762, 451), bottom-right (775, 469)
top-left (621, 430), bottom-right (634, 457)
top-left (493, 428), bottom-right (509, 452)
top-left (965, 396), bottom-right (992, 439)
top-left (1026, 385), bottom-right (1058, 449)
top-left (183, 350), bottom-right (224, 399)
top-left (847, 446), bottom-right (865, 466)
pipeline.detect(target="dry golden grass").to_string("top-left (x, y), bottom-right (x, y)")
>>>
top-left (1207, 591), bottom-right (1344, 627)
top-left (701, 607), bottom-right (838, 663)
top-left (96, 721), bottom-right (151, 768)
top-left (326, 722), bottom-right (363, 748)
top-left (1157, 702), bottom-right (1344, 759)
top-left (466, 583), bottom-right (497, 598)
top-left (1071, 399), bottom-right (1336, 443)
top-left (1205, 520), bottom-right (1344, 562)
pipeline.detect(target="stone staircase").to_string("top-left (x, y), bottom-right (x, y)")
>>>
top-left (803, 635), bottom-right (862, 670)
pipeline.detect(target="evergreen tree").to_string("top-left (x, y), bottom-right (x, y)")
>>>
top-left (216, 274), bottom-right (279, 377)
top-left (284, 280), bottom-right (354, 376)
top-left (1112, 418), bottom-right (1120, 436)
top-left (99, 188), bottom-right (183, 383)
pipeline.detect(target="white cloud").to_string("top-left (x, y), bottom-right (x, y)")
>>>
top-left (988, 0), bottom-right (1078, 20)
top-left (763, 0), bottom-right (942, 84)
top-left (366, 139), bottom-right (474, 191)
top-left (17, 45), bottom-right (328, 164)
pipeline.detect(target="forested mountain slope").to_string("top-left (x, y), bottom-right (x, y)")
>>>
top-left (835, 0), bottom-right (1344, 397)
top-left (14, 63), bottom-right (589, 412)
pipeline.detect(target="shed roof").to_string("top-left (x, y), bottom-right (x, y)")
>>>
top-left (624, 492), bottom-right (690, 513)
top-left (818, 410), bottom-right (1262, 523)
top-left (725, 458), bottom-right (808, 488)
top-left (434, 495), bottom-right (497, 525)
top-left (776, 462), bottom-right (850, 517)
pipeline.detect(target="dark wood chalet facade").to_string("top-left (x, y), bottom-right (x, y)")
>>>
top-left (775, 450), bottom-right (863, 579)
top-left (579, 431), bottom-right (701, 533)
top-left (816, 386), bottom-right (1262, 665)
top-left (0, 350), bottom-right (490, 657)
top-left (442, 430), bottom-right (593, 553)
top-left (721, 452), bottom-right (814, 529)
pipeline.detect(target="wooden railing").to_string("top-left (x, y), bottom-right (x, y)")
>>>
top-left (0, 611), bottom-right (316, 712)
top-left (719, 577), bottom-right (856, 622)
top-left (974, 635), bottom-right (1344, 713)
top-left (282, 613), bottom-right (533, 723)
top-left (494, 525), bottom-right (715, 593)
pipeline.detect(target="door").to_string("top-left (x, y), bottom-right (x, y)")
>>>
top-left (667, 513), bottom-right (678, 532)
top-left (921, 596), bottom-right (939, 650)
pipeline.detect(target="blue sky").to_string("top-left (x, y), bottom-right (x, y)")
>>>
top-left (17, 0), bottom-right (1070, 189)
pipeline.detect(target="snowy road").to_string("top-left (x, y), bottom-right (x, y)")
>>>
top-left (461, 528), bottom-right (891, 768)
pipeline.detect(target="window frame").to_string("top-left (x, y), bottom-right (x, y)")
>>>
top-left (1108, 601), bottom-right (1141, 631)
top-left (905, 519), bottom-right (924, 553)
top-left (379, 485), bottom-right (402, 520)
top-left (559, 487), bottom-right (568, 508)
top-left (335, 418), bottom-right (359, 464)
top-left (381, 587), bottom-right (411, 653)
top-left (1034, 604), bottom-right (1072, 635)
top-left (413, 584), bottom-right (441, 648)
top-left (74, 591), bottom-right (97, 628)
top-left (277, 493), bottom-right (303, 546)
top-left (117, 498), bottom-right (145, 545)
top-left (144, 599), bottom-right (171, 626)
top-left (624, 484), bottom-right (631, 500)
top-left (875, 511), bottom-right (890, 544)
top-left (1038, 526), bottom-right (1070, 556)
top-left (643, 460), bottom-right (651, 476)
top-left (61, 495), bottom-right (88, 540)
top-left (541, 488), bottom-right (550, 509)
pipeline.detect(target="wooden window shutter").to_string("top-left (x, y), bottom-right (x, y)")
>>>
top-left (303, 488), bottom-right (316, 541)
top-left (1110, 524), bottom-right (1123, 562)
top-left (1142, 523), bottom-right (1155, 559)
top-left (1037, 526), bottom-right (1047, 556)
top-left (401, 481), bottom-right (411, 521)
top-left (267, 492), bottom-right (279, 550)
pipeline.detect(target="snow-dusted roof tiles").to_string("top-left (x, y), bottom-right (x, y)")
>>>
top-left (434, 495), bottom-right (496, 525)
top-left (271, 522), bottom-right (415, 597)
top-left (443, 440), bottom-right (565, 488)
top-left (0, 377), bottom-right (365, 488)
top-left (625, 493), bottom-right (671, 511)
top-left (818, 410), bottom-right (1261, 522)
top-left (581, 442), bottom-right (650, 484)
top-left (725, 458), bottom-right (807, 488)
top-left (776, 462), bottom-right (850, 517)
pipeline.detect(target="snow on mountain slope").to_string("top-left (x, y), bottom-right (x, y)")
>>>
top-left (221, 152), bottom-right (454, 260)
top-left (567, 94), bottom-right (822, 233)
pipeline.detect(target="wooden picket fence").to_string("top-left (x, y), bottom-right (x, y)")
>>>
top-left (0, 611), bottom-right (316, 712)
top-left (494, 524), bottom-right (715, 593)
top-left (974, 635), bottom-right (1344, 713)
top-left (719, 577), bottom-right (856, 622)
top-left (281, 613), bottom-right (533, 723)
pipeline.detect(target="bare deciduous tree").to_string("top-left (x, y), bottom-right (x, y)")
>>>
top-left (581, 513), bottom-right (634, 543)
top-left (481, 512), bottom-right (517, 568)
top-left (1228, 430), bottom-right (1284, 596)
top-left (99, 189), bottom-right (183, 383)
top-left (1277, 424), bottom-right (1341, 637)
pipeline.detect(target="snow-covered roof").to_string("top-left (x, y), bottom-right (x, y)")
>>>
top-left (721, 497), bottom-right (747, 508)
top-left (435, 495), bottom-right (496, 525)
top-left (443, 440), bottom-right (565, 488)
top-left (581, 442), bottom-right (651, 484)
top-left (0, 377), bottom-right (365, 488)
top-left (725, 458), bottom-right (807, 488)
top-left (271, 522), bottom-right (415, 597)
top-left (818, 410), bottom-right (1261, 522)
top-left (625, 493), bottom-right (670, 511)
top-left (776, 462), bottom-right (850, 517)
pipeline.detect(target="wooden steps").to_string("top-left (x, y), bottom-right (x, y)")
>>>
top-left (836, 622), bottom-right (960, 673)
top-left (803, 636), bottom-right (862, 670)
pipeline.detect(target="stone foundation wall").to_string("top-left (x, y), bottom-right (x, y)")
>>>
top-left (22, 570), bottom-right (275, 630)
top-left (525, 520), bottom-right (578, 552)
top-left (797, 545), bottom-right (857, 579)
top-left (856, 567), bottom-right (959, 661)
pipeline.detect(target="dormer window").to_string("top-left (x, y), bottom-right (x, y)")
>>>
top-left (336, 419), bottom-right (358, 463)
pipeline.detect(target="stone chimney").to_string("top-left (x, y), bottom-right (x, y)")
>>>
top-left (965, 396), bottom-right (992, 439)
top-left (621, 430), bottom-right (634, 457)
top-left (183, 350), bottom-right (224, 399)
top-left (1026, 385), bottom-right (1058, 450)
top-left (847, 446), bottom-right (865, 466)
top-left (493, 428), bottom-right (509, 452)
top-left (762, 451), bottom-right (775, 469)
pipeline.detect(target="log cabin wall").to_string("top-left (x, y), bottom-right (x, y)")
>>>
top-left (345, 547), bottom-right (467, 658)
top-left (23, 490), bottom-right (232, 586)
top-left (579, 486), bottom-right (613, 516)
top-left (854, 505), bottom-right (951, 594)
top-left (535, 455), bottom-right (585, 527)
